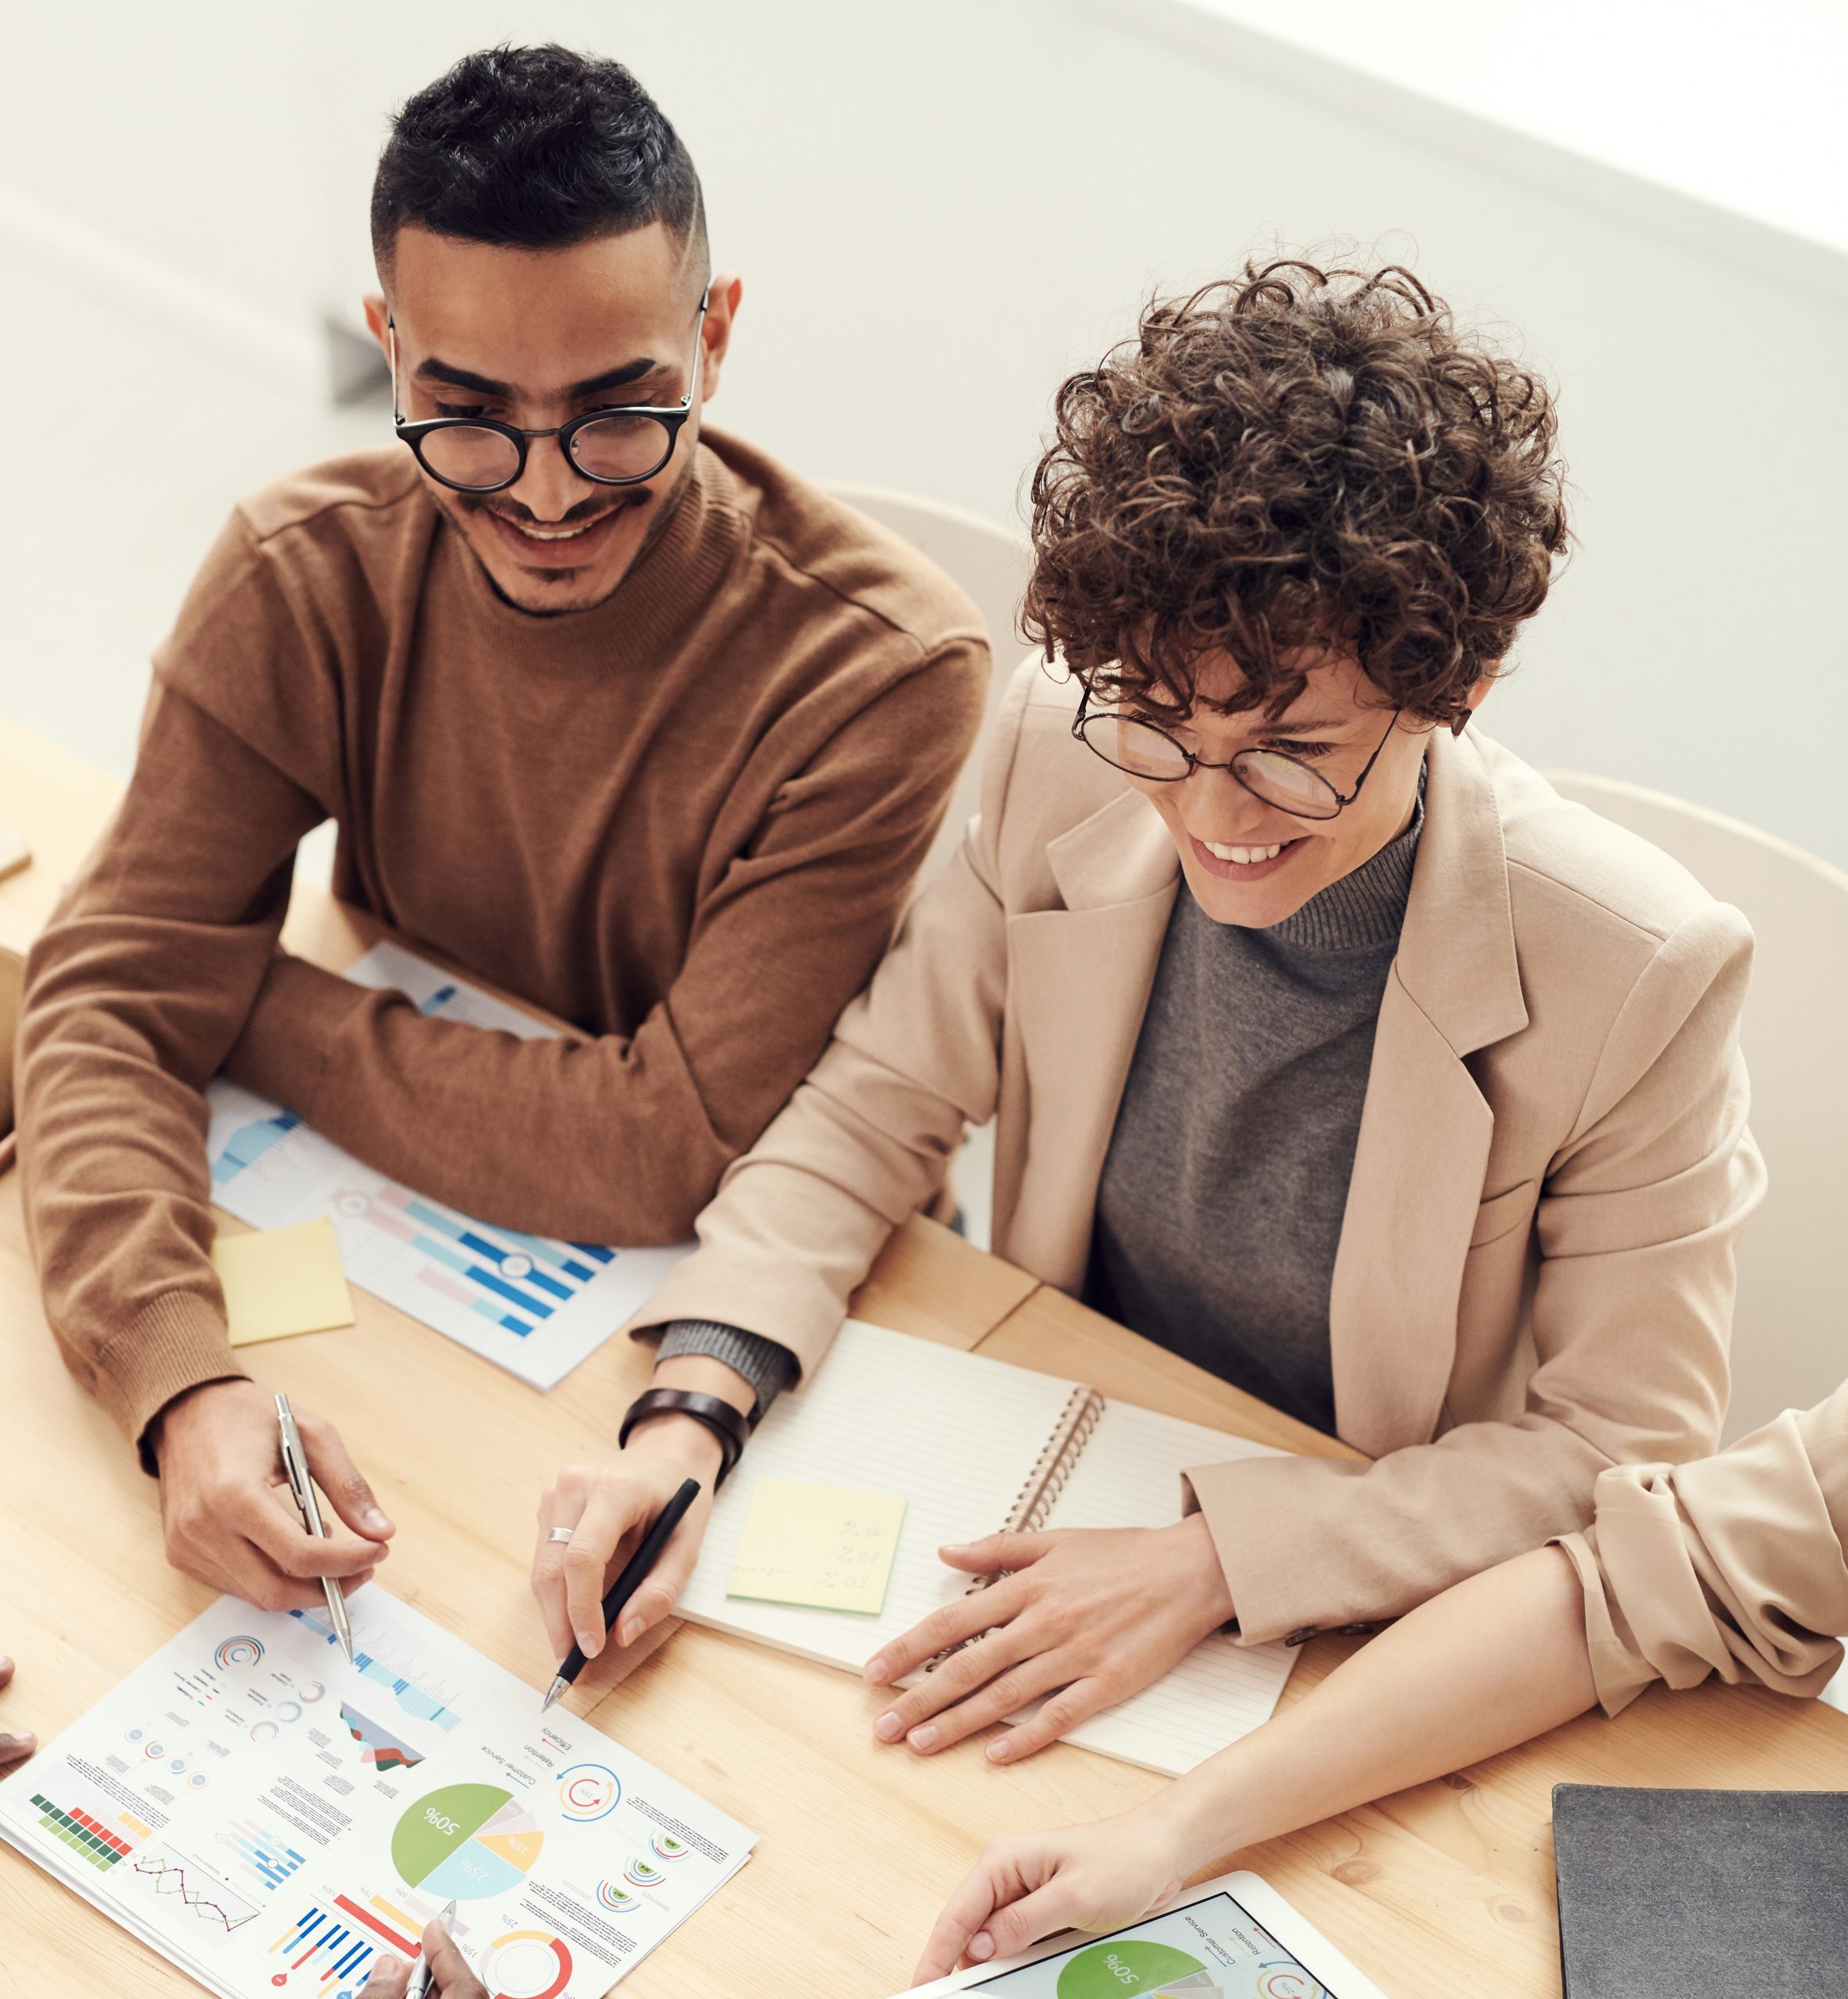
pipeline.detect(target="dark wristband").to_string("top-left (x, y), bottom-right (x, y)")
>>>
top-left (620, 1388), bottom-right (751, 1486)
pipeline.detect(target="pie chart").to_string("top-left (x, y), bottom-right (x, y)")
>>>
top-left (391, 1784), bottom-right (545, 1901)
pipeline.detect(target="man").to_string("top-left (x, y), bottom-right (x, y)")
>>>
top-left (15, 46), bottom-right (988, 1613)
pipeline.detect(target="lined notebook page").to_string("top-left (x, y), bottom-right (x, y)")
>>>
top-left (1044, 1400), bottom-right (1300, 1776)
top-left (677, 1320), bottom-right (1079, 1670)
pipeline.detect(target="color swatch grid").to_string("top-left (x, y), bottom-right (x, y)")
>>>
top-left (30, 1794), bottom-right (145, 1872)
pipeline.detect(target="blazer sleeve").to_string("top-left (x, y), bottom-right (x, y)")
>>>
top-left (1184, 899), bottom-right (1764, 1644)
top-left (1554, 1382), bottom-right (1848, 1715)
top-left (625, 665), bottom-right (1034, 1374)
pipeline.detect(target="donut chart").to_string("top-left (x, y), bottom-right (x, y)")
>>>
top-left (482, 1929), bottom-right (571, 1999)
top-left (390, 1784), bottom-right (544, 1901)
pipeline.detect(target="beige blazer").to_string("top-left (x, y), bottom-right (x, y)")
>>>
top-left (1558, 1381), bottom-right (1848, 1714)
top-left (636, 660), bottom-right (1764, 1644)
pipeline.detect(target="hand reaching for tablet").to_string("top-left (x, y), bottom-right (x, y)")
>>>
top-left (911, 1807), bottom-right (1191, 1983)
top-left (863, 1517), bottom-right (1233, 1762)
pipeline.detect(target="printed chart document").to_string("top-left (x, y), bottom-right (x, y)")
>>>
top-left (0, 1586), bottom-right (754, 1998)
top-left (204, 942), bottom-right (693, 1388)
top-left (678, 1320), bottom-right (1301, 1777)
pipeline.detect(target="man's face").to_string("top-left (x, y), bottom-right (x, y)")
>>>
top-left (368, 223), bottom-right (736, 615)
top-left (1116, 651), bottom-right (1489, 928)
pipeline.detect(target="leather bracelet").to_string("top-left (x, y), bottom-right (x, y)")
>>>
top-left (620, 1388), bottom-right (750, 1486)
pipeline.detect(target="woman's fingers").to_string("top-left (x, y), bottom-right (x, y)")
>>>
top-left (986, 1675), bottom-right (1114, 1763)
top-left (968, 1872), bottom-right (1093, 1966)
top-left (612, 1506), bottom-right (704, 1649)
top-left (936, 1530), bottom-right (1058, 1577)
top-left (910, 1847), bottom-right (1015, 1984)
top-left (864, 1574), bottom-right (1030, 1687)
top-left (873, 1625), bottom-right (1030, 1743)
top-left (531, 1476), bottom-right (593, 1660)
top-left (899, 1652), bottom-right (1075, 1756)
top-left (422, 1917), bottom-right (487, 1997)
top-left (240, 1481), bottom-right (388, 1584)
top-left (0, 1731), bottom-right (35, 1768)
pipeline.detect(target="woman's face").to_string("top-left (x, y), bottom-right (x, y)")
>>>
top-left (1115, 652), bottom-right (1484, 928)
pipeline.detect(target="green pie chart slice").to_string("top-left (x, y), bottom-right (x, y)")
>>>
top-left (1056, 1938), bottom-right (1207, 1999)
top-left (392, 1783), bottom-right (511, 1889)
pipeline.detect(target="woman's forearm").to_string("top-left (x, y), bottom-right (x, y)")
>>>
top-left (1164, 1547), bottom-right (1599, 1862)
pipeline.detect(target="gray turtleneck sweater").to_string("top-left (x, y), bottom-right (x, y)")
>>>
top-left (1084, 798), bottom-right (1423, 1435)
top-left (665, 796), bottom-right (1422, 1435)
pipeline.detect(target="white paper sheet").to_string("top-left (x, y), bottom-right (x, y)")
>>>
top-left (0, 1587), bottom-right (753, 1997)
top-left (204, 942), bottom-right (693, 1390)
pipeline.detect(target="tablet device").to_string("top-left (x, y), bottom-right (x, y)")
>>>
top-left (904, 1867), bottom-right (1391, 1998)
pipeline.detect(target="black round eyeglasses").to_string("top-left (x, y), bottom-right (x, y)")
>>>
top-left (388, 290), bottom-right (710, 494)
top-left (1073, 689), bottom-right (1401, 821)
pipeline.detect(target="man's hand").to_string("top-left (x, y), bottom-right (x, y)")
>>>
top-left (532, 1419), bottom-right (719, 1671)
top-left (0, 1655), bottom-right (35, 1769)
top-left (360, 1919), bottom-right (485, 1998)
top-left (151, 1380), bottom-right (394, 1609)
top-left (912, 1804), bottom-right (1194, 1983)
top-left (864, 1516), bottom-right (1234, 1763)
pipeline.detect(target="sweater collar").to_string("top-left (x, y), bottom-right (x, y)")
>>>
top-left (1264, 768), bottom-right (1425, 954)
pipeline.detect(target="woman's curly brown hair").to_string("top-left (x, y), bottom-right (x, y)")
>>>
top-left (1024, 258), bottom-right (1569, 729)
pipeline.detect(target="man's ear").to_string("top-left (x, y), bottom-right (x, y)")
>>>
top-left (696, 272), bottom-right (744, 405)
top-left (362, 293), bottom-right (390, 355)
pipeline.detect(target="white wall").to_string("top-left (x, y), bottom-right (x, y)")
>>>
top-left (3, 0), bottom-right (1846, 863)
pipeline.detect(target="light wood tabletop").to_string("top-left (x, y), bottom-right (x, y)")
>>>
top-left (3, 714), bottom-right (1846, 1999)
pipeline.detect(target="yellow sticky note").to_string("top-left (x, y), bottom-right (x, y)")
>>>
top-left (727, 1477), bottom-right (906, 1615)
top-left (212, 1218), bottom-right (356, 1347)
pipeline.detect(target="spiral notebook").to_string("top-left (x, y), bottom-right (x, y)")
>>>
top-left (676, 1318), bottom-right (1300, 1776)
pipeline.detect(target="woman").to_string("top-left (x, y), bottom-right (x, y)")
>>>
top-left (911, 1382), bottom-right (1848, 1979)
top-left (529, 258), bottom-right (1761, 1769)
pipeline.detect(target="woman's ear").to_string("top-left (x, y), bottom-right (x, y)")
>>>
top-left (1453, 668), bottom-right (1498, 734)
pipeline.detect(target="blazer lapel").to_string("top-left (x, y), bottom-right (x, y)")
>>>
top-left (998, 786), bottom-right (1178, 1293)
top-left (1330, 727), bottom-right (1530, 1457)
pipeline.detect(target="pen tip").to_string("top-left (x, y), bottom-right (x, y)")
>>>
top-left (539, 1679), bottom-right (563, 1713)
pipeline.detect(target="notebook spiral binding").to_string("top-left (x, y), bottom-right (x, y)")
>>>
top-left (924, 1384), bottom-right (1107, 1669)
top-left (1006, 1384), bottom-right (1106, 1534)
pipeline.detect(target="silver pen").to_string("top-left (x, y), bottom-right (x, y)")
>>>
top-left (275, 1391), bottom-right (356, 1663)
top-left (406, 1899), bottom-right (458, 1999)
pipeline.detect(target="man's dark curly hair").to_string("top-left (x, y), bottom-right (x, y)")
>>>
top-left (372, 45), bottom-right (707, 281)
top-left (1024, 258), bottom-right (1569, 729)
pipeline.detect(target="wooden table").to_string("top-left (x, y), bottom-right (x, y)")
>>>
top-left (3, 713), bottom-right (1846, 1998)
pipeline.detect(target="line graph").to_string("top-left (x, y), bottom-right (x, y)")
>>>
top-left (126, 1843), bottom-right (259, 1931)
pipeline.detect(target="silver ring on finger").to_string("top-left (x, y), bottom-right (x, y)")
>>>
top-left (547, 1527), bottom-right (574, 1545)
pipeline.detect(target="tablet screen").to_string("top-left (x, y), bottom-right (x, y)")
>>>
top-left (969, 1890), bottom-right (1333, 1997)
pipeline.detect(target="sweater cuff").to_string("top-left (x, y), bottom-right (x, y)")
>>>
top-left (87, 1292), bottom-right (251, 1475)
top-left (657, 1320), bottom-right (797, 1417)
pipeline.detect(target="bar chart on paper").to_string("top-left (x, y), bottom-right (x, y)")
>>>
top-left (205, 942), bottom-right (692, 1389)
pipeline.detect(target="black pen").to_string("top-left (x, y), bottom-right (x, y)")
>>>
top-left (539, 1477), bottom-right (700, 1712)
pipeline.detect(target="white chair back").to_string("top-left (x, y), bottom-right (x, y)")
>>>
top-left (1547, 771), bottom-right (1848, 1441)
top-left (826, 483), bottom-right (1033, 885)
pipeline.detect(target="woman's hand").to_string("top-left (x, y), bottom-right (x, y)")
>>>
top-left (863, 1516), bottom-right (1234, 1762)
top-left (0, 1654), bottom-right (35, 1768)
top-left (911, 1804), bottom-right (1195, 1983)
top-left (531, 1418), bottom-right (719, 1669)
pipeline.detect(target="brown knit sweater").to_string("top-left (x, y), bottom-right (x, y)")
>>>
top-left (16, 430), bottom-right (988, 1452)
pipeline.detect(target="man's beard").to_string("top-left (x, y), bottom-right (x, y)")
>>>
top-left (440, 451), bottom-right (697, 617)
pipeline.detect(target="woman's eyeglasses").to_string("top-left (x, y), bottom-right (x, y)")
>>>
top-left (1073, 689), bottom-right (1401, 821)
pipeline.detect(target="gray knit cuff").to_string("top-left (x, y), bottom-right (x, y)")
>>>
top-left (656, 1320), bottom-right (797, 1416)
